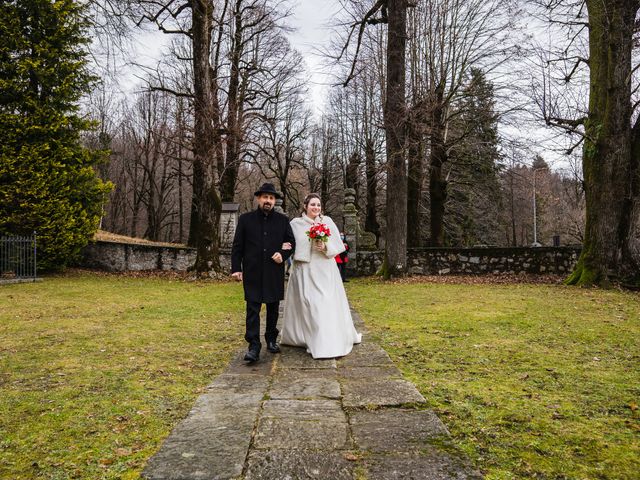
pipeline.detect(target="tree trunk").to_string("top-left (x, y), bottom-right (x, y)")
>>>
top-left (278, 177), bottom-right (288, 213)
top-left (429, 95), bottom-right (447, 247)
top-left (188, 161), bottom-right (202, 244)
top-left (177, 154), bottom-right (183, 243)
top-left (567, 0), bottom-right (640, 286)
top-left (145, 176), bottom-right (157, 240)
top-left (624, 124), bottom-right (640, 281)
top-left (131, 164), bottom-right (144, 237)
top-left (345, 151), bottom-right (360, 202)
top-left (382, 0), bottom-right (408, 279)
top-left (509, 171), bottom-right (517, 246)
top-left (364, 137), bottom-right (381, 243)
top-left (321, 153), bottom-right (330, 208)
top-left (406, 113), bottom-right (423, 248)
top-left (219, 0), bottom-right (243, 202)
top-left (188, 0), bottom-right (222, 272)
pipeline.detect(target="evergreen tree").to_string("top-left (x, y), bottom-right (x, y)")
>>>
top-left (446, 68), bottom-right (502, 246)
top-left (0, 0), bottom-right (111, 270)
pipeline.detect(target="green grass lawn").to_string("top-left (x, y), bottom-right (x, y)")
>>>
top-left (347, 278), bottom-right (640, 480)
top-left (2, 273), bottom-right (638, 479)
top-left (0, 272), bottom-right (246, 479)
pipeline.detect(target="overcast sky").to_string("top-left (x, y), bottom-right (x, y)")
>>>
top-left (119, 0), bottom-right (341, 113)
top-left (286, 0), bottom-right (342, 114)
top-left (112, 1), bottom-right (573, 171)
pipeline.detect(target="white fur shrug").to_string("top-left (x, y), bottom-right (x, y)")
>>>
top-left (290, 214), bottom-right (345, 263)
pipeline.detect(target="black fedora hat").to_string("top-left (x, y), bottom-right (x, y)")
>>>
top-left (254, 182), bottom-right (282, 199)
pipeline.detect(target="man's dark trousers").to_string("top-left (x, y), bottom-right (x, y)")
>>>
top-left (245, 301), bottom-right (279, 352)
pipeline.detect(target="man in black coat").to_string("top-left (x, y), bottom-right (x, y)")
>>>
top-left (231, 183), bottom-right (295, 363)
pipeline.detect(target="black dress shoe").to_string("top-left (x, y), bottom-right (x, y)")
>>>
top-left (266, 341), bottom-right (281, 353)
top-left (243, 350), bottom-right (259, 363)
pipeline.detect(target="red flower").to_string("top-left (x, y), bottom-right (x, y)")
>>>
top-left (306, 223), bottom-right (331, 243)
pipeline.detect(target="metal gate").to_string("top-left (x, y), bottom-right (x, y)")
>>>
top-left (0, 232), bottom-right (37, 279)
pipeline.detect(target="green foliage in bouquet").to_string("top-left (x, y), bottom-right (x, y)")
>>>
top-left (0, 0), bottom-right (112, 270)
top-left (306, 223), bottom-right (331, 243)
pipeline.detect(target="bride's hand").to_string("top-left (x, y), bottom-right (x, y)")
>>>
top-left (314, 240), bottom-right (326, 252)
top-left (281, 242), bottom-right (292, 250)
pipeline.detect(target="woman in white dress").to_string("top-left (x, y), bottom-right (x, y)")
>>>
top-left (281, 193), bottom-right (362, 359)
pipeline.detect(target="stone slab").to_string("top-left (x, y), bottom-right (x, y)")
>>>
top-left (350, 409), bottom-right (449, 452)
top-left (278, 346), bottom-right (337, 369)
top-left (142, 393), bottom-right (262, 480)
top-left (207, 373), bottom-right (270, 395)
top-left (342, 378), bottom-right (425, 407)
top-left (336, 342), bottom-right (393, 368)
top-left (254, 399), bottom-right (349, 450)
top-left (364, 452), bottom-right (482, 480)
top-left (350, 310), bottom-right (368, 332)
top-left (245, 450), bottom-right (357, 480)
top-left (274, 366), bottom-right (338, 379)
top-left (224, 350), bottom-right (277, 375)
top-left (270, 369), bottom-right (340, 400)
top-left (143, 420), bottom-right (252, 479)
top-left (254, 417), bottom-right (350, 450)
top-left (260, 399), bottom-right (344, 421)
top-left (337, 365), bottom-right (403, 379)
top-left (190, 391), bottom-right (264, 412)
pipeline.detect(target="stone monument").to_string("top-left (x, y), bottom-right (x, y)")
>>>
top-left (342, 188), bottom-right (377, 276)
top-left (220, 202), bottom-right (240, 248)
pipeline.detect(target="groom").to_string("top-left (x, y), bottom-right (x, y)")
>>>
top-left (231, 183), bottom-right (295, 363)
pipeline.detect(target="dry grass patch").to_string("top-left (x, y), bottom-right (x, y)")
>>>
top-left (93, 230), bottom-right (187, 248)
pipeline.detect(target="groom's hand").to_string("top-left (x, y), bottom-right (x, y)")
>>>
top-left (271, 252), bottom-right (283, 264)
top-left (231, 272), bottom-right (243, 281)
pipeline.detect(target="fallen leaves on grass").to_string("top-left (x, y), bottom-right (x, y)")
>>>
top-left (384, 273), bottom-right (566, 285)
top-left (61, 268), bottom-right (235, 282)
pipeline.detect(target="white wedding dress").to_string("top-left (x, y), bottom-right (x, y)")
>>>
top-left (281, 214), bottom-right (362, 359)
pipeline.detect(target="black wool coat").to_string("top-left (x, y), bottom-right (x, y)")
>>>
top-left (231, 208), bottom-right (295, 303)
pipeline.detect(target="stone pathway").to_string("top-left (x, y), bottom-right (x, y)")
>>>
top-left (142, 310), bottom-right (481, 479)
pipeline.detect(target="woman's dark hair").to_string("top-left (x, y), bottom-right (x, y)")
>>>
top-left (303, 193), bottom-right (322, 215)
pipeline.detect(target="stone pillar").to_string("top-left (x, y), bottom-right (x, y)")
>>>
top-left (343, 188), bottom-right (358, 276)
top-left (274, 197), bottom-right (285, 215)
top-left (220, 203), bottom-right (240, 248)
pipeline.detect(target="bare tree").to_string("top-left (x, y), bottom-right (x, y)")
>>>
top-left (533, 0), bottom-right (640, 286)
top-left (218, 0), bottom-right (294, 201)
top-left (247, 86), bottom-right (311, 212)
top-left (335, 0), bottom-right (409, 278)
top-left (112, 0), bottom-right (294, 272)
top-left (126, 0), bottom-right (222, 271)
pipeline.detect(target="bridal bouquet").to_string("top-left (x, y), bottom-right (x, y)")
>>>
top-left (306, 223), bottom-right (331, 243)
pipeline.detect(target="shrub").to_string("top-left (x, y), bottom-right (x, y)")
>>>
top-left (0, 0), bottom-right (112, 270)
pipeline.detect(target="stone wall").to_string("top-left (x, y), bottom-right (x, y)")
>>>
top-left (355, 246), bottom-right (581, 276)
top-left (81, 240), bottom-right (580, 277)
top-left (80, 240), bottom-right (231, 272)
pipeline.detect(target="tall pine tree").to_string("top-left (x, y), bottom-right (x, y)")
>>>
top-left (0, 0), bottom-right (111, 270)
top-left (446, 68), bottom-right (502, 246)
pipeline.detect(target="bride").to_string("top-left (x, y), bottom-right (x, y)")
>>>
top-left (281, 193), bottom-right (362, 358)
